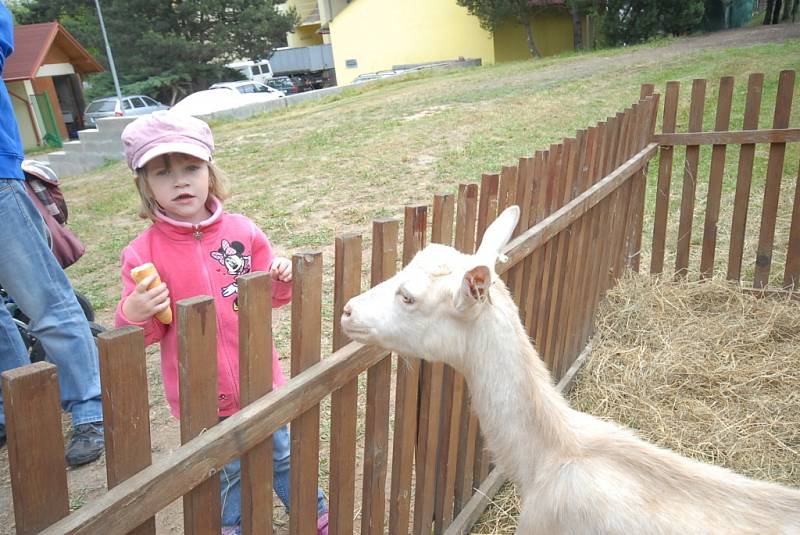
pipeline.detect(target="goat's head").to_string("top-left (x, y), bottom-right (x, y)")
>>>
top-left (341, 205), bottom-right (520, 365)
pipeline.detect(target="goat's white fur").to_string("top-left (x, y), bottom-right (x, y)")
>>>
top-left (341, 205), bottom-right (800, 535)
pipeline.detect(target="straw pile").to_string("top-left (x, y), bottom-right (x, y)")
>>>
top-left (472, 275), bottom-right (800, 534)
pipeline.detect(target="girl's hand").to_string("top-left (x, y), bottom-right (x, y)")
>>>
top-left (122, 274), bottom-right (171, 323)
top-left (270, 256), bottom-right (292, 283)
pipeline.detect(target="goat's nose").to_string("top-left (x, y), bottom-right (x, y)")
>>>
top-left (342, 303), bottom-right (352, 317)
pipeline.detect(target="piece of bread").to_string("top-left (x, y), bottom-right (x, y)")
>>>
top-left (130, 262), bottom-right (172, 324)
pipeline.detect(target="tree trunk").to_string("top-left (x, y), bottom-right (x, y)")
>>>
top-left (571, 2), bottom-right (583, 50)
top-left (793, 0), bottom-right (799, 22)
top-left (524, 20), bottom-right (542, 58)
top-left (782, 0), bottom-right (793, 19)
top-left (763, 0), bottom-right (775, 23)
top-left (772, 0), bottom-right (783, 22)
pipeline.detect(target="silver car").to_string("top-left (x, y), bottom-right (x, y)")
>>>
top-left (84, 95), bottom-right (169, 127)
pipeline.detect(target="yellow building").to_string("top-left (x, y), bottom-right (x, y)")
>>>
top-left (284, 0), bottom-right (351, 47)
top-left (326, 0), bottom-right (589, 85)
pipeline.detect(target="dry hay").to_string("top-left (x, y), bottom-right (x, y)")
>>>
top-left (472, 275), bottom-right (800, 534)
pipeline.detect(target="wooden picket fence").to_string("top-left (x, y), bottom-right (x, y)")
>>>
top-left (2, 83), bottom-right (688, 535)
top-left (648, 69), bottom-right (799, 291)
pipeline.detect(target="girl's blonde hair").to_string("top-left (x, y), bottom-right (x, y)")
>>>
top-left (133, 155), bottom-right (229, 220)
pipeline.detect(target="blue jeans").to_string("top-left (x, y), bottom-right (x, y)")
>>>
top-left (0, 179), bottom-right (102, 428)
top-left (220, 423), bottom-right (327, 527)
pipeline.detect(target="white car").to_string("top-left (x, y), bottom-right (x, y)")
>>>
top-left (209, 81), bottom-right (285, 98)
top-left (171, 84), bottom-right (283, 117)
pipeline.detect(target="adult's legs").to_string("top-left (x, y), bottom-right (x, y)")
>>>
top-left (0, 180), bottom-right (102, 457)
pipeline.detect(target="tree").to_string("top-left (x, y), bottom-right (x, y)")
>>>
top-left (14, 0), bottom-right (298, 103)
top-left (659, 0), bottom-right (705, 35)
top-left (600, 0), bottom-right (659, 45)
top-left (763, 0), bottom-right (783, 23)
top-left (600, 0), bottom-right (705, 46)
top-left (457, 0), bottom-right (573, 58)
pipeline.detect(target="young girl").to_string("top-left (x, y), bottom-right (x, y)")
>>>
top-left (115, 111), bottom-right (328, 535)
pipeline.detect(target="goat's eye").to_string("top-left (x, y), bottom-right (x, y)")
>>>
top-left (398, 288), bottom-right (415, 305)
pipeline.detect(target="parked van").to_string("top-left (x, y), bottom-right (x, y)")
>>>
top-left (225, 59), bottom-right (274, 84)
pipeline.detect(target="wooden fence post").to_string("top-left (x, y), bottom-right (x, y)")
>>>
top-left (98, 327), bottom-right (155, 535)
top-left (178, 295), bottom-right (221, 534)
top-left (753, 69), bottom-right (795, 288)
top-left (2, 362), bottom-right (69, 534)
top-left (727, 73), bottom-right (764, 281)
top-left (360, 217), bottom-right (399, 535)
top-left (330, 233), bottom-right (363, 535)
top-left (289, 251), bottom-right (324, 535)
top-left (238, 272), bottom-right (274, 535)
top-left (388, 204), bottom-right (426, 535)
top-left (414, 193), bottom-right (454, 535)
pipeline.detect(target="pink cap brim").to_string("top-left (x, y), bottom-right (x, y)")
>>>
top-left (134, 142), bottom-right (212, 170)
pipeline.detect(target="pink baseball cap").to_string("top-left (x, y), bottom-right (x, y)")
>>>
top-left (121, 110), bottom-right (215, 170)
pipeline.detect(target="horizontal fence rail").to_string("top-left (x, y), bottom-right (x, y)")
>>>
top-left (3, 90), bottom-right (664, 535)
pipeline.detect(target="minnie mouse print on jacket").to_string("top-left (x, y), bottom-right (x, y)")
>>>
top-left (115, 196), bottom-right (290, 418)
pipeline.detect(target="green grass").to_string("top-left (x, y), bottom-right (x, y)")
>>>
top-left (61, 33), bottom-right (800, 326)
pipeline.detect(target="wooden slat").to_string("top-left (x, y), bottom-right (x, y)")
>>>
top-left (289, 252), bottom-right (323, 535)
top-left (498, 165), bottom-right (520, 296)
top-left (605, 110), bottom-right (634, 291)
top-left (522, 150), bottom-right (549, 336)
top-left (596, 113), bottom-right (623, 297)
top-left (42, 340), bottom-right (390, 534)
top-left (477, 173), bottom-right (500, 242)
top-left (675, 78), bottom-right (707, 277)
top-left (618, 103), bottom-right (647, 277)
top-left (2, 362), bottom-right (69, 534)
top-left (753, 69), bottom-right (796, 288)
top-left (533, 145), bottom-right (561, 364)
top-left (431, 194), bottom-right (457, 535)
top-left (727, 73), bottom-right (764, 281)
top-left (653, 128), bottom-right (800, 145)
top-left (329, 233), bottom-right (362, 535)
top-left (178, 296), bottom-right (221, 535)
top-left (784, 161), bottom-right (800, 289)
top-left (360, 218), bottom-right (399, 535)
top-left (98, 328), bottom-right (155, 535)
top-left (450, 184), bottom-right (478, 519)
top-left (510, 156), bottom-right (536, 321)
top-left (628, 94), bottom-right (661, 273)
top-left (389, 205), bottom-right (426, 535)
top-left (651, 81), bottom-right (680, 274)
top-left (700, 76), bottom-right (735, 279)
top-left (238, 273), bottom-right (274, 535)
top-left (414, 194), bottom-right (454, 535)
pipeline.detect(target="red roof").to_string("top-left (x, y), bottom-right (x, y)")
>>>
top-left (4, 22), bottom-right (103, 82)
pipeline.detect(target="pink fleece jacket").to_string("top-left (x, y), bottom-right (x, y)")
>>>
top-left (115, 197), bottom-right (289, 418)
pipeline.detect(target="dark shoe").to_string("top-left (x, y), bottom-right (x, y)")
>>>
top-left (65, 422), bottom-right (104, 467)
top-left (0, 423), bottom-right (5, 448)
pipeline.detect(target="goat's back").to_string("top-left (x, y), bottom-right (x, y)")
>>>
top-left (518, 412), bottom-right (800, 535)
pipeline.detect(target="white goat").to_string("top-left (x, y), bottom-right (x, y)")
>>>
top-left (341, 205), bottom-right (800, 535)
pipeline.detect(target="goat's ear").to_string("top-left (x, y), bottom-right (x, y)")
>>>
top-left (460, 265), bottom-right (492, 306)
top-left (476, 206), bottom-right (520, 265)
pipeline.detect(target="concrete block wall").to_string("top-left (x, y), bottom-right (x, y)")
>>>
top-left (42, 116), bottom-right (136, 177)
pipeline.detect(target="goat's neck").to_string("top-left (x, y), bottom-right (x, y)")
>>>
top-left (459, 300), bottom-right (577, 488)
